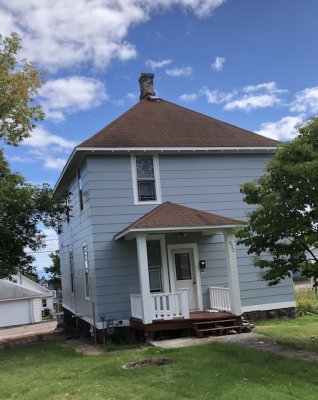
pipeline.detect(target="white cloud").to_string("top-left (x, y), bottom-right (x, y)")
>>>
top-left (20, 126), bottom-right (77, 170)
top-left (145, 59), bottom-right (172, 69)
top-left (290, 87), bottom-right (318, 114)
top-left (166, 66), bottom-right (193, 77)
top-left (211, 56), bottom-right (225, 71)
top-left (199, 87), bottom-right (234, 104)
top-left (224, 94), bottom-right (283, 112)
top-left (199, 81), bottom-right (287, 112)
top-left (256, 115), bottom-right (304, 141)
top-left (179, 93), bottom-right (198, 102)
top-left (39, 76), bottom-right (108, 122)
top-left (243, 82), bottom-right (287, 93)
top-left (22, 126), bottom-right (76, 150)
top-left (0, 1), bottom-right (225, 71)
top-left (112, 92), bottom-right (139, 106)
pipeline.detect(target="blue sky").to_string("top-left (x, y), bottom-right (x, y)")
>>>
top-left (1, 0), bottom-right (317, 274)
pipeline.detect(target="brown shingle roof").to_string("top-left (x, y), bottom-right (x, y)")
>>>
top-left (79, 96), bottom-right (279, 149)
top-left (119, 202), bottom-right (240, 236)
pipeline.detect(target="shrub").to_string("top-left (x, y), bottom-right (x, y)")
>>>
top-left (295, 289), bottom-right (318, 316)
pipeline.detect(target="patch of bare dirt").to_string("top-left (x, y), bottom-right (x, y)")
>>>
top-left (65, 339), bottom-right (104, 355)
top-left (217, 333), bottom-right (318, 363)
top-left (122, 358), bottom-right (173, 369)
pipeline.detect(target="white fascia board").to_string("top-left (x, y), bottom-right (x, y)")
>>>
top-left (54, 148), bottom-right (77, 193)
top-left (114, 224), bottom-right (238, 240)
top-left (78, 146), bottom-right (277, 153)
top-left (0, 295), bottom-right (41, 302)
top-left (241, 301), bottom-right (296, 313)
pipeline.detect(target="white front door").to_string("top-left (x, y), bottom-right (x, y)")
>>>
top-left (171, 248), bottom-right (199, 310)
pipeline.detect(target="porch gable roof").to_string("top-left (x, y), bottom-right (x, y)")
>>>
top-left (114, 202), bottom-right (241, 240)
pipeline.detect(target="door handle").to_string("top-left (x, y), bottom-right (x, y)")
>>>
top-left (193, 280), bottom-right (196, 284)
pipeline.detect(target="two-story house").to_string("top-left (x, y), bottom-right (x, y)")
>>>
top-left (54, 73), bottom-right (295, 340)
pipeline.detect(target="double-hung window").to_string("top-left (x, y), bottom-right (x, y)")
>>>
top-left (132, 155), bottom-right (161, 204)
top-left (83, 245), bottom-right (90, 298)
top-left (70, 250), bottom-right (74, 294)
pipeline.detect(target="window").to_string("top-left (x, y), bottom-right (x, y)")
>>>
top-left (83, 245), bottom-right (90, 298)
top-left (52, 290), bottom-right (57, 298)
top-left (70, 250), bottom-right (74, 294)
top-left (147, 240), bottom-right (163, 293)
top-left (78, 168), bottom-right (83, 211)
top-left (132, 155), bottom-right (161, 204)
top-left (42, 299), bottom-right (47, 307)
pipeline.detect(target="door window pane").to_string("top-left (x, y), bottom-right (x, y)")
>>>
top-left (175, 252), bottom-right (192, 281)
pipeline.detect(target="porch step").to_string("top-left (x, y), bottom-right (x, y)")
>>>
top-left (192, 318), bottom-right (242, 338)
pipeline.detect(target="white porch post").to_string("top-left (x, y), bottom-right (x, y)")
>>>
top-left (223, 230), bottom-right (242, 316)
top-left (136, 233), bottom-right (153, 324)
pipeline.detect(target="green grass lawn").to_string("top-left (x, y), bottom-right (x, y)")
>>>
top-left (254, 315), bottom-right (318, 352)
top-left (1, 340), bottom-right (318, 400)
top-left (253, 289), bottom-right (318, 352)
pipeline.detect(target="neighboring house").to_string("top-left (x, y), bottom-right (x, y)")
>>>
top-left (8, 274), bottom-right (54, 313)
top-left (54, 73), bottom-right (295, 339)
top-left (0, 280), bottom-right (42, 327)
top-left (39, 277), bottom-right (62, 309)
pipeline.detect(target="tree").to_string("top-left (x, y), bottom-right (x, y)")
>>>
top-left (236, 117), bottom-right (318, 287)
top-left (0, 149), bottom-right (71, 279)
top-left (44, 251), bottom-right (61, 291)
top-left (0, 32), bottom-right (45, 145)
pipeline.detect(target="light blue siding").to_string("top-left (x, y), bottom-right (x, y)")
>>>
top-left (59, 152), bottom-right (295, 325)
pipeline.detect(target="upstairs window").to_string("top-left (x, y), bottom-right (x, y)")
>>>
top-left (132, 155), bottom-right (161, 204)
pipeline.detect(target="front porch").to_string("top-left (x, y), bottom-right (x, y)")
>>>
top-left (130, 287), bottom-right (242, 338)
top-left (115, 202), bottom-right (244, 335)
top-left (130, 310), bottom-right (242, 338)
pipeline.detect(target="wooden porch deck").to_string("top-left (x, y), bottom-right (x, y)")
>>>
top-left (130, 311), bottom-right (242, 338)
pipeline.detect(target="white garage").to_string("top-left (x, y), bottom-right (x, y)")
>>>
top-left (0, 280), bottom-right (42, 328)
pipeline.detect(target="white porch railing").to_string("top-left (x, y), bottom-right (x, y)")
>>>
top-left (209, 287), bottom-right (231, 312)
top-left (130, 290), bottom-right (189, 322)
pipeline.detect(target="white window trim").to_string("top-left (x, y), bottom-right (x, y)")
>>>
top-left (147, 234), bottom-right (169, 293)
top-left (131, 155), bottom-right (162, 205)
top-left (82, 243), bottom-right (90, 300)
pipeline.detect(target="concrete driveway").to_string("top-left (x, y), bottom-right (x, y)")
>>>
top-left (0, 320), bottom-right (58, 340)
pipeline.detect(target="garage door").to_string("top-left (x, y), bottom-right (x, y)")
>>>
top-left (0, 299), bottom-right (32, 327)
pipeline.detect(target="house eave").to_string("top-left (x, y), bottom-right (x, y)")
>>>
top-left (114, 224), bottom-right (238, 241)
top-left (54, 146), bottom-right (277, 194)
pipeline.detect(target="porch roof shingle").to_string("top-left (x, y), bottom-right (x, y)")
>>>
top-left (115, 202), bottom-right (241, 239)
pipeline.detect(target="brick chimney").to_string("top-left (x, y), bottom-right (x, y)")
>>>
top-left (138, 73), bottom-right (155, 101)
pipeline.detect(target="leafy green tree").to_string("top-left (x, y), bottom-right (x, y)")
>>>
top-left (0, 32), bottom-right (45, 145)
top-left (0, 150), bottom-right (70, 279)
top-left (44, 251), bottom-right (61, 291)
top-left (236, 117), bottom-right (318, 287)
top-left (0, 33), bottom-right (70, 279)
